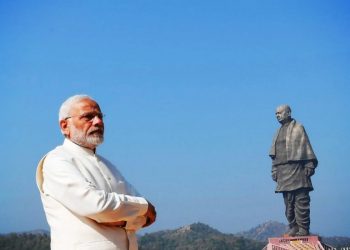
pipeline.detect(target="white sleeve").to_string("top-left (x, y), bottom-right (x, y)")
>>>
top-left (42, 153), bottom-right (148, 223)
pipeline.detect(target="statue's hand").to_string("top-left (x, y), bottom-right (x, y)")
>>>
top-left (272, 171), bottom-right (277, 181)
top-left (305, 168), bottom-right (315, 177)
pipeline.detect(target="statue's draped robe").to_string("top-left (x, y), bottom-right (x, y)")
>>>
top-left (270, 119), bottom-right (318, 193)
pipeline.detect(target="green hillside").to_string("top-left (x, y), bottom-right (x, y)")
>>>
top-left (139, 223), bottom-right (265, 250)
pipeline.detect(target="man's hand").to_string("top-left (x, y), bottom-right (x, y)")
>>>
top-left (143, 201), bottom-right (156, 228)
top-left (100, 221), bottom-right (127, 227)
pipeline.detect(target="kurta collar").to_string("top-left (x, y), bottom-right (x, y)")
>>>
top-left (63, 138), bottom-right (96, 156)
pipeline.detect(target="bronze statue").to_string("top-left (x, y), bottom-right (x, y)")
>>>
top-left (269, 105), bottom-right (318, 236)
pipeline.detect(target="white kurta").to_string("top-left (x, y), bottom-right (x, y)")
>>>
top-left (36, 139), bottom-right (148, 250)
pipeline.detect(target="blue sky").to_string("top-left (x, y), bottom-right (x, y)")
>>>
top-left (1, 0), bottom-right (349, 237)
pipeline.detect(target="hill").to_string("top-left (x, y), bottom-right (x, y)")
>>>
top-left (1, 222), bottom-right (349, 249)
top-left (0, 232), bottom-right (50, 250)
top-left (321, 236), bottom-right (350, 248)
top-left (139, 222), bottom-right (265, 250)
top-left (236, 221), bottom-right (350, 248)
top-left (236, 221), bottom-right (288, 241)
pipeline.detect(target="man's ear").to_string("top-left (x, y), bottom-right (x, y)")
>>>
top-left (60, 120), bottom-right (70, 137)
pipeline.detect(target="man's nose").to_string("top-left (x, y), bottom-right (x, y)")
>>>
top-left (92, 115), bottom-right (103, 125)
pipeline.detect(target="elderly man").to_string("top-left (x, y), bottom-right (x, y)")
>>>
top-left (36, 94), bottom-right (156, 250)
top-left (269, 105), bottom-right (317, 237)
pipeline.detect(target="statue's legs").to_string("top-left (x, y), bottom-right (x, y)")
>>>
top-left (283, 189), bottom-right (310, 236)
top-left (294, 189), bottom-right (310, 236)
top-left (283, 192), bottom-right (298, 236)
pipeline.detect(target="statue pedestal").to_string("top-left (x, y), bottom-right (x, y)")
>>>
top-left (263, 235), bottom-right (335, 250)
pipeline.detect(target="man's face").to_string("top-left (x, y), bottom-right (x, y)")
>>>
top-left (61, 98), bottom-right (105, 149)
top-left (275, 106), bottom-right (290, 124)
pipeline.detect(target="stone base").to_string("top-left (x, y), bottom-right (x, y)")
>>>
top-left (263, 235), bottom-right (335, 250)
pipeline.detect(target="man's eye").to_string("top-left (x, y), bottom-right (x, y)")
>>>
top-left (82, 113), bottom-right (95, 121)
top-left (81, 113), bottom-right (104, 121)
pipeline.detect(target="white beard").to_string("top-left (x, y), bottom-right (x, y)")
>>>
top-left (70, 125), bottom-right (104, 148)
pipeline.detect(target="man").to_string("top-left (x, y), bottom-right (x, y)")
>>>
top-left (36, 94), bottom-right (156, 250)
top-left (269, 105), bottom-right (317, 237)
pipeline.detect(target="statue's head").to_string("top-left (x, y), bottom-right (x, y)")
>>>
top-left (275, 105), bottom-right (292, 124)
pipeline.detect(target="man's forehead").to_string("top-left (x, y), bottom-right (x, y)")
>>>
top-left (72, 99), bottom-right (101, 112)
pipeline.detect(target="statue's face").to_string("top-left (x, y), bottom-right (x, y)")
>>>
top-left (275, 106), bottom-right (290, 124)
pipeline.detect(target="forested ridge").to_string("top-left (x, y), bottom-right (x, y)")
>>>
top-left (0, 233), bottom-right (50, 250)
top-left (1, 222), bottom-right (349, 250)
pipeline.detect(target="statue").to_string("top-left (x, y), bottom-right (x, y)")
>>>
top-left (269, 105), bottom-right (318, 236)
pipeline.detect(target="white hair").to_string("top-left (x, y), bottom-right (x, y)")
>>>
top-left (58, 94), bottom-right (95, 121)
